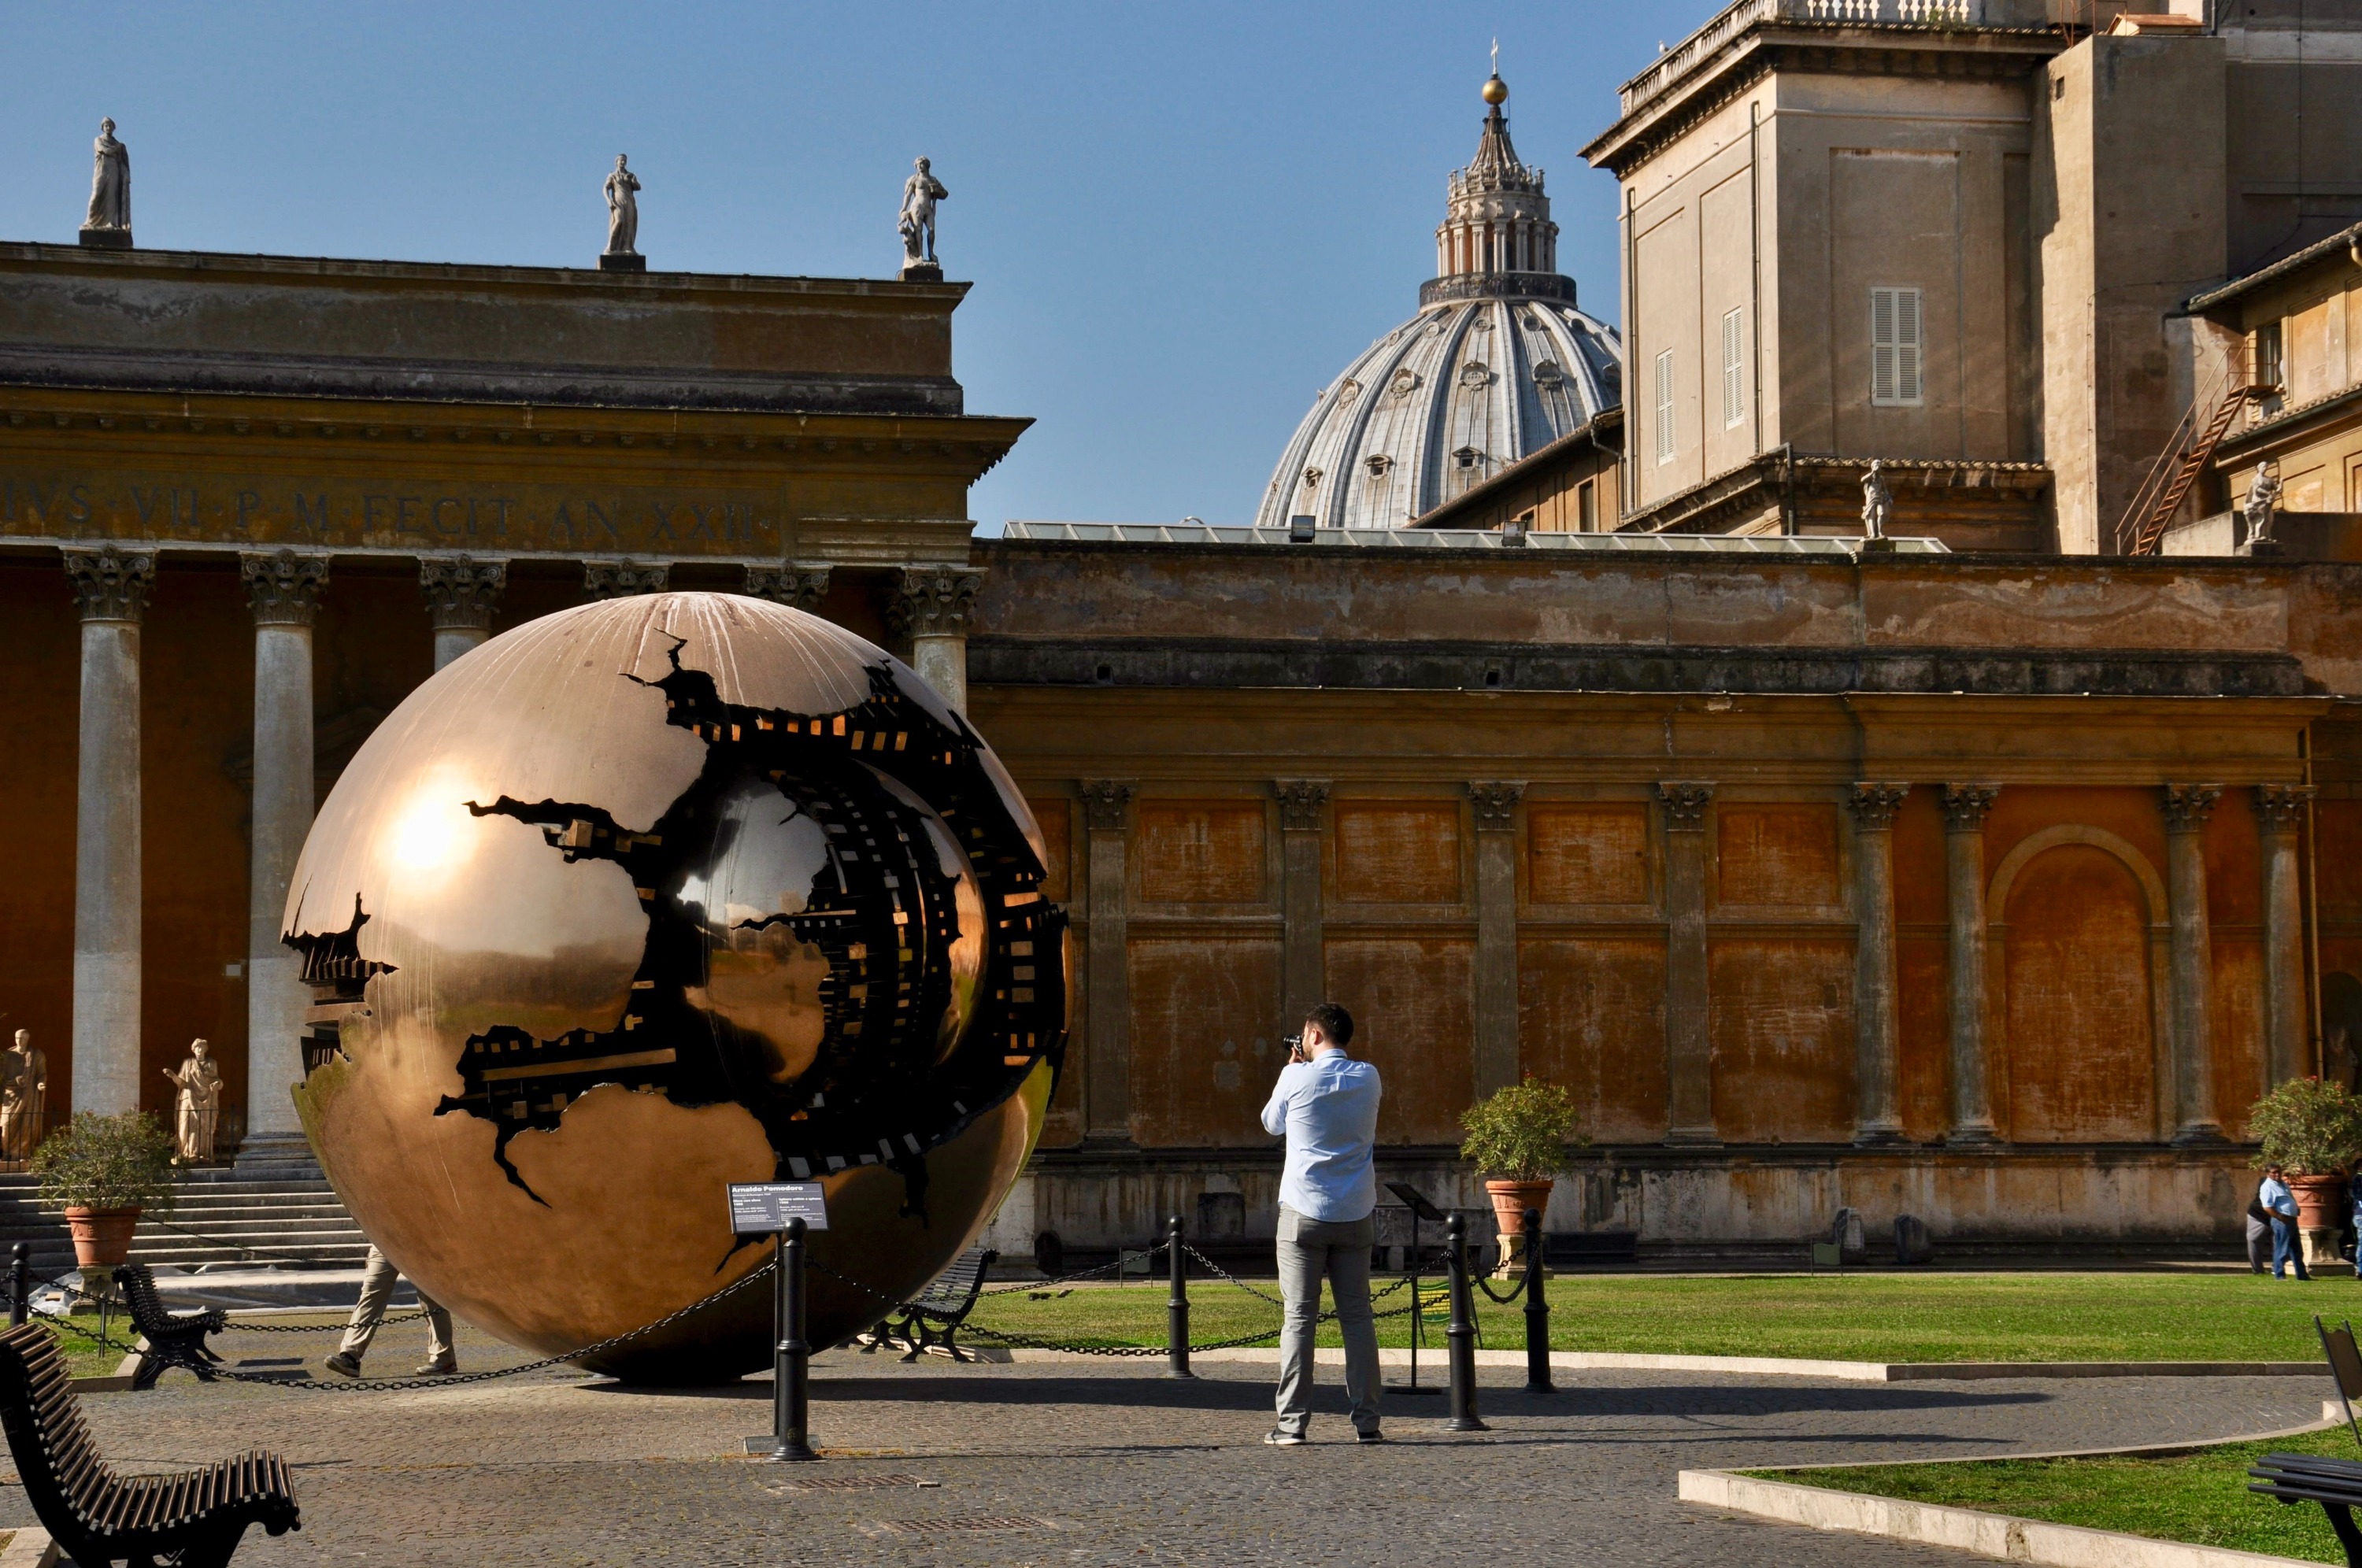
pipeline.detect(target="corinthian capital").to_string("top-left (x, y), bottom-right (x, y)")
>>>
top-left (62, 545), bottom-right (154, 623)
top-left (1847, 782), bottom-right (1910, 831)
top-left (1081, 779), bottom-right (1135, 834)
top-left (1941, 783), bottom-right (2000, 831)
top-left (2162, 784), bottom-right (2223, 833)
top-left (891, 566), bottom-right (985, 639)
top-left (241, 549), bottom-right (331, 627)
top-left (1656, 780), bottom-right (1715, 830)
top-left (2254, 782), bottom-right (2316, 832)
top-left (420, 554), bottom-right (508, 631)
top-left (584, 559), bottom-right (668, 599)
top-left (1275, 779), bottom-right (1331, 834)
top-left (1468, 781), bottom-right (1527, 833)
top-left (743, 564), bottom-right (832, 612)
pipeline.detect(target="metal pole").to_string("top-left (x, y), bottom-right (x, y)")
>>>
top-left (9, 1244), bottom-right (25, 1327)
top-left (1165, 1215), bottom-right (1193, 1379)
top-left (1445, 1214), bottom-right (1488, 1432)
top-left (1522, 1207), bottom-right (1552, 1393)
top-left (768, 1218), bottom-right (817, 1461)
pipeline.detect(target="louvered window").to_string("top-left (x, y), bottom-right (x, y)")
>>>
top-left (1871, 287), bottom-right (1923, 406)
top-left (1721, 307), bottom-right (1746, 427)
top-left (1654, 349), bottom-right (1675, 464)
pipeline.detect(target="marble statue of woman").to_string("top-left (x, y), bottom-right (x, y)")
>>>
top-left (165, 1038), bottom-right (222, 1164)
top-left (1860, 458), bottom-right (1893, 541)
top-left (83, 119), bottom-right (130, 235)
top-left (899, 157), bottom-right (948, 268)
top-left (0, 1030), bottom-right (46, 1163)
top-left (604, 155), bottom-right (641, 257)
top-left (2244, 460), bottom-right (2282, 548)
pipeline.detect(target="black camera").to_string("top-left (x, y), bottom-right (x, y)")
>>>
top-left (1282, 1032), bottom-right (1307, 1063)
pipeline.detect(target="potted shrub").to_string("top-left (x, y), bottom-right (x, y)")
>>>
top-left (31, 1111), bottom-right (177, 1270)
top-left (2248, 1078), bottom-right (2362, 1255)
top-left (1459, 1077), bottom-right (1583, 1271)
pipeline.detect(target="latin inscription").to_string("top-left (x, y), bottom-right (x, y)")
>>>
top-left (0, 472), bottom-right (779, 554)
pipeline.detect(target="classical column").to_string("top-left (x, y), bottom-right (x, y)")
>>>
top-left (1275, 781), bottom-right (1330, 1025)
top-left (2256, 784), bottom-right (2316, 1086)
top-left (1848, 783), bottom-right (1910, 1145)
top-left (743, 564), bottom-right (831, 613)
top-left (1941, 784), bottom-right (2002, 1144)
top-left (1469, 782), bottom-right (1526, 1098)
top-left (64, 547), bottom-right (153, 1117)
top-left (892, 567), bottom-right (984, 716)
top-left (239, 550), bottom-right (329, 1157)
top-left (1080, 780), bottom-right (1135, 1147)
top-left (420, 555), bottom-right (506, 671)
top-left (2164, 784), bottom-right (2225, 1145)
top-left (583, 560), bottom-right (668, 599)
top-left (1658, 782), bottom-right (1718, 1145)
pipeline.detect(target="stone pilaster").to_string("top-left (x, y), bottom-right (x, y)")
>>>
top-left (583, 560), bottom-right (668, 600)
top-left (1275, 781), bottom-right (1330, 1025)
top-left (891, 567), bottom-right (984, 716)
top-left (63, 546), bottom-right (153, 1117)
top-left (2163, 784), bottom-right (2225, 1145)
top-left (1469, 782), bottom-right (1526, 1098)
top-left (1847, 783), bottom-right (1910, 1145)
top-left (420, 555), bottom-right (506, 671)
top-left (1657, 782), bottom-right (1717, 1145)
top-left (239, 551), bottom-right (329, 1152)
top-left (2256, 784), bottom-right (2316, 1086)
top-left (1941, 784), bottom-right (2002, 1144)
top-left (743, 564), bottom-right (832, 613)
top-left (1080, 780), bottom-right (1135, 1147)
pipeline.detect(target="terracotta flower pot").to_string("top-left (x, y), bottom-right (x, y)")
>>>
top-left (2290, 1174), bottom-right (2347, 1233)
top-left (63, 1206), bottom-right (139, 1270)
top-left (1483, 1178), bottom-right (1555, 1259)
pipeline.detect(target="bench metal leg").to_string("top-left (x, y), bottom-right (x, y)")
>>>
top-left (2325, 1502), bottom-right (2362, 1568)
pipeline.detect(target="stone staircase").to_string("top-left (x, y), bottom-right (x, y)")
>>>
top-left (0, 1153), bottom-right (368, 1281)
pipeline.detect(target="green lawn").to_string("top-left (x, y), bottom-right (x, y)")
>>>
top-left (965, 1271), bottom-right (2362, 1363)
top-left (1760, 1422), bottom-right (2362, 1566)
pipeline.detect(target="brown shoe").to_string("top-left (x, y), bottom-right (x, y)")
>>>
top-left (414, 1359), bottom-right (457, 1378)
top-left (323, 1352), bottom-right (361, 1379)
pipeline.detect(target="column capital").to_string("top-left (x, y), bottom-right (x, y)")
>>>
top-left (1656, 780), bottom-right (1716, 830)
top-left (420, 554), bottom-right (508, 631)
top-left (743, 564), bottom-right (832, 612)
top-left (1468, 780), bottom-right (1527, 832)
top-left (2255, 782), bottom-right (2316, 832)
top-left (2163, 783), bottom-right (2223, 833)
top-left (240, 549), bottom-right (330, 627)
top-left (584, 559), bottom-right (668, 599)
top-left (61, 545), bottom-right (154, 623)
top-left (890, 565), bottom-right (985, 638)
top-left (1080, 778), bottom-right (1136, 834)
top-left (1942, 782), bottom-right (2001, 831)
top-left (1847, 782), bottom-right (1910, 831)
top-left (1275, 779), bottom-right (1331, 834)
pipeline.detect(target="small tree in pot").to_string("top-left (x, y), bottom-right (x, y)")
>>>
top-left (2247, 1078), bottom-right (2362, 1261)
top-left (1459, 1077), bottom-right (1583, 1275)
top-left (31, 1111), bottom-right (177, 1270)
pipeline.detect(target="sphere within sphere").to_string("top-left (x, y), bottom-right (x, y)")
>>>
top-left (283, 594), bottom-right (1065, 1382)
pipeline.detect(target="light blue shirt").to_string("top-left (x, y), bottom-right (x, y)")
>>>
top-left (1261, 1052), bottom-right (1382, 1222)
top-left (2260, 1177), bottom-right (2297, 1220)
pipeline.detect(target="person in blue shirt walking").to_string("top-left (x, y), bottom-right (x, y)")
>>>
top-left (1260, 1002), bottom-right (1383, 1445)
top-left (2259, 1165), bottom-right (2311, 1281)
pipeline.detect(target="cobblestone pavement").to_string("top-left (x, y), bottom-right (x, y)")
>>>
top-left (0, 1318), bottom-right (2331, 1566)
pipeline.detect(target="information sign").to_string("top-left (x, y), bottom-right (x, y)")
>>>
top-left (727, 1182), bottom-right (829, 1234)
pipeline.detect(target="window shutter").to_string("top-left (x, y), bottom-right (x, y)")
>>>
top-left (1721, 307), bottom-right (1745, 427)
top-left (1897, 287), bottom-right (1923, 404)
top-left (1654, 349), bottom-right (1675, 463)
top-left (1871, 288), bottom-right (1897, 404)
top-left (1871, 286), bottom-right (1923, 406)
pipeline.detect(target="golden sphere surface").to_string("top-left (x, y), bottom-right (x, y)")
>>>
top-left (1482, 74), bottom-right (1509, 105)
top-left (284, 594), bottom-right (1064, 1382)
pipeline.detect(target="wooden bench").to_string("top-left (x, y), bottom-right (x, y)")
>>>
top-left (857, 1248), bottom-right (998, 1363)
top-left (0, 1320), bottom-right (298, 1566)
top-left (113, 1263), bottom-right (228, 1390)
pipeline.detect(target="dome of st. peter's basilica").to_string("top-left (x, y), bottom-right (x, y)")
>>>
top-left (1255, 73), bottom-right (1622, 531)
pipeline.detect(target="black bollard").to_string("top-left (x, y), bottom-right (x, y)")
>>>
top-left (1444, 1214), bottom-right (1489, 1433)
top-left (1522, 1207), bottom-right (1552, 1393)
top-left (763, 1218), bottom-right (818, 1461)
top-left (8, 1243), bottom-right (25, 1328)
top-left (1166, 1215), bottom-right (1194, 1379)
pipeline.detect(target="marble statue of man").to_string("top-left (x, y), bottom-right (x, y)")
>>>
top-left (0, 1030), bottom-right (46, 1163)
top-left (164, 1038), bottom-right (223, 1163)
top-left (604, 154), bottom-right (642, 257)
top-left (899, 157), bottom-right (948, 266)
top-left (1860, 458), bottom-right (1894, 541)
top-left (83, 118), bottom-right (130, 233)
top-left (2244, 460), bottom-right (2282, 547)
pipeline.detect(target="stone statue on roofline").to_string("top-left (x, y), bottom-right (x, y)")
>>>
top-left (1860, 459), bottom-right (1894, 542)
top-left (598, 155), bottom-right (645, 272)
top-left (2244, 459), bottom-right (2282, 550)
top-left (899, 157), bottom-right (948, 280)
top-left (80, 118), bottom-right (131, 249)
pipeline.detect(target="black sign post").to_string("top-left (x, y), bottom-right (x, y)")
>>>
top-left (729, 1182), bottom-right (828, 1462)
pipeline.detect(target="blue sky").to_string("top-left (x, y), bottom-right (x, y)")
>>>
top-left (0, 2), bottom-right (1722, 530)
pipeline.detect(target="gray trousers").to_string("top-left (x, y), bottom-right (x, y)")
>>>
top-left (340, 1245), bottom-right (455, 1363)
top-left (1274, 1206), bottom-right (1379, 1437)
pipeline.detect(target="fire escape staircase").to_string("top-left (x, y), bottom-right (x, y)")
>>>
top-left (2124, 382), bottom-right (2260, 557)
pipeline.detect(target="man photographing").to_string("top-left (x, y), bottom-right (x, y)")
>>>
top-left (1260, 1002), bottom-right (1383, 1444)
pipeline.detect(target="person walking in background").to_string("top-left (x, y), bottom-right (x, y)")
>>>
top-left (2260, 1164), bottom-right (2311, 1281)
top-left (2349, 1178), bottom-right (2362, 1281)
top-left (325, 1244), bottom-right (458, 1378)
top-left (1260, 1002), bottom-right (1383, 1446)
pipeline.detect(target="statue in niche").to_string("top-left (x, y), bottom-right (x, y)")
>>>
top-left (0, 1031), bottom-right (46, 1163)
top-left (603, 154), bottom-right (642, 257)
top-left (2244, 460), bottom-right (2282, 548)
top-left (83, 118), bottom-right (130, 234)
top-left (1860, 459), bottom-right (1893, 542)
top-left (164, 1038), bottom-right (223, 1164)
top-left (899, 157), bottom-right (948, 269)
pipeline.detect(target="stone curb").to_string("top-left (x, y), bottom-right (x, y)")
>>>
top-left (0, 1527), bottom-right (57, 1568)
top-left (983, 1347), bottom-right (2330, 1382)
top-left (1678, 1401), bottom-right (2347, 1568)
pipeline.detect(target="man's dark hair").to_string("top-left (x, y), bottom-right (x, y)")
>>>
top-left (1303, 1002), bottom-right (1354, 1049)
